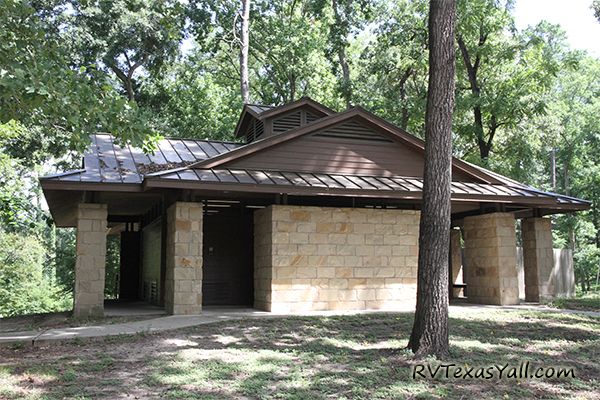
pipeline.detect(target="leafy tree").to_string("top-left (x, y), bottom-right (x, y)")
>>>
top-left (0, 0), bottom-right (156, 154)
top-left (139, 52), bottom-right (241, 140)
top-left (455, 0), bottom-right (563, 161)
top-left (357, 0), bottom-right (428, 132)
top-left (0, 231), bottom-right (71, 317)
top-left (66, 0), bottom-right (186, 102)
top-left (547, 56), bottom-right (600, 291)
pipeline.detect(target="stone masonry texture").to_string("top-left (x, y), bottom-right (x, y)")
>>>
top-left (450, 228), bottom-right (464, 298)
top-left (522, 217), bottom-right (555, 302)
top-left (73, 203), bottom-right (108, 318)
top-left (463, 212), bottom-right (519, 305)
top-left (165, 202), bottom-right (203, 315)
top-left (254, 205), bottom-right (420, 312)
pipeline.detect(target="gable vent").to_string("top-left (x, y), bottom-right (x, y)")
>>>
top-left (273, 111), bottom-right (302, 134)
top-left (314, 121), bottom-right (393, 143)
top-left (306, 111), bottom-right (320, 124)
top-left (246, 119), bottom-right (265, 143)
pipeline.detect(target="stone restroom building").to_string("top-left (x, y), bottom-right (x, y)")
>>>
top-left (40, 98), bottom-right (589, 317)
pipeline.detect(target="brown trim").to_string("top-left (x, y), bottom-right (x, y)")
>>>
top-left (257, 97), bottom-right (335, 120)
top-left (41, 180), bottom-right (143, 192)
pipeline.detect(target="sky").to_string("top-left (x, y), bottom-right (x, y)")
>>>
top-left (513, 0), bottom-right (600, 57)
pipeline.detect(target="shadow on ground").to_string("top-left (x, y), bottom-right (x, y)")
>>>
top-left (0, 310), bottom-right (598, 399)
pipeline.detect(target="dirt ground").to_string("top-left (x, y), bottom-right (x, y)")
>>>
top-left (0, 310), bottom-right (599, 399)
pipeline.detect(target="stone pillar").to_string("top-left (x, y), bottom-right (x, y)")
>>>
top-left (522, 217), bottom-right (554, 302)
top-left (463, 212), bottom-right (519, 305)
top-left (73, 203), bottom-right (108, 318)
top-left (165, 202), bottom-right (203, 315)
top-left (450, 228), bottom-right (464, 298)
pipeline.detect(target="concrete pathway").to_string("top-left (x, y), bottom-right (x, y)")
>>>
top-left (1, 304), bottom-right (598, 346)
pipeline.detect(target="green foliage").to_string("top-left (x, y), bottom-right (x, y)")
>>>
top-left (105, 236), bottom-right (120, 299)
top-left (356, 0), bottom-right (428, 133)
top-left (66, 0), bottom-right (186, 102)
top-left (0, 0), bottom-right (157, 154)
top-left (139, 52), bottom-right (241, 140)
top-left (0, 231), bottom-right (71, 318)
top-left (53, 228), bottom-right (76, 291)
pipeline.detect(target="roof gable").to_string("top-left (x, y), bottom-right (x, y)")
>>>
top-left (178, 107), bottom-right (504, 184)
top-left (233, 97), bottom-right (335, 138)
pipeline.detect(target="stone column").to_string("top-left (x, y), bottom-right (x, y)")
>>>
top-left (450, 228), bottom-right (464, 298)
top-left (73, 203), bottom-right (108, 318)
top-left (463, 212), bottom-right (519, 305)
top-left (522, 217), bottom-right (555, 302)
top-left (165, 202), bottom-right (203, 315)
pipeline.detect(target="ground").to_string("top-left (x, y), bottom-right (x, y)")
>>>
top-left (0, 309), bottom-right (598, 400)
top-left (0, 312), bottom-right (155, 334)
top-left (548, 291), bottom-right (600, 312)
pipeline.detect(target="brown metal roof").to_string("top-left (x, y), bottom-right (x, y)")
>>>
top-left (40, 98), bottom-right (591, 214)
top-left (246, 104), bottom-right (274, 115)
top-left (142, 167), bottom-right (589, 209)
top-left (41, 134), bottom-right (243, 184)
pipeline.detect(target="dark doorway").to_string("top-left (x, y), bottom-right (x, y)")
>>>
top-left (119, 230), bottom-right (141, 299)
top-left (202, 207), bottom-right (254, 306)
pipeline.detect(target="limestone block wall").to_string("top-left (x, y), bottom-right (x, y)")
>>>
top-left (254, 205), bottom-right (420, 312)
top-left (463, 212), bottom-right (519, 305)
top-left (73, 203), bottom-right (108, 318)
top-left (522, 217), bottom-right (555, 301)
top-left (164, 202), bottom-right (203, 315)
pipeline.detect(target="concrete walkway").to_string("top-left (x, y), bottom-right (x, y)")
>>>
top-left (1, 304), bottom-right (598, 346)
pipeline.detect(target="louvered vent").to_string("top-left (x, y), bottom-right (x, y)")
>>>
top-left (255, 119), bottom-right (264, 140)
top-left (314, 121), bottom-right (393, 142)
top-left (306, 111), bottom-right (320, 124)
top-left (273, 111), bottom-right (302, 134)
top-left (246, 119), bottom-right (265, 143)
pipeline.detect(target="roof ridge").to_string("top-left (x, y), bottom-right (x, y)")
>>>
top-left (91, 133), bottom-right (244, 146)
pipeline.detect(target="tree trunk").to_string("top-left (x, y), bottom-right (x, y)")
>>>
top-left (399, 67), bottom-right (412, 130)
top-left (332, 0), bottom-right (352, 108)
top-left (457, 34), bottom-right (490, 160)
top-left (338, 47), bottom-right (351, 108)
top-left (550, 148), bottom-right (556, 191)
top-left (240, 0), bottom-right (251, 104)
top-left (408, 0), bottom-right (455, 359)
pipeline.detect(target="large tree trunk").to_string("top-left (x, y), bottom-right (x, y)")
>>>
top-left (408, 0), bottom-right (455, 359)
top-left (240, 0), bottom-right (251, 104)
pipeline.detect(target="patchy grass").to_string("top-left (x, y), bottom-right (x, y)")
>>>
top-left (0, 310), bottom-right (598, 399)
top-left (548, 292), bottom-right (600, 312)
